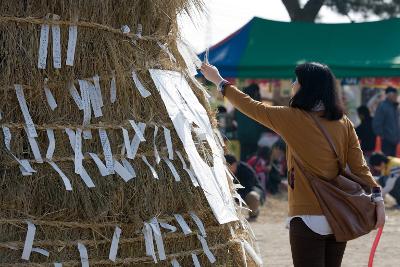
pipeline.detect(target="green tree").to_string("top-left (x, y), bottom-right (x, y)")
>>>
top-left (282, 0), bottom-right (400, 22)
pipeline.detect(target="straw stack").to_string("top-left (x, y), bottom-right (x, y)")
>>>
top-left (0, 1), bottom-right (259, 266)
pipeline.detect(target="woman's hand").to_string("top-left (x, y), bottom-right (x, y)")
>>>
top-left (375, 201), bottom-right (386, 229)
top-left (200, 63), bottom-right (224, 86)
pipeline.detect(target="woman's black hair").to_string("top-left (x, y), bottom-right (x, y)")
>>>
top-left (357, 105), bottom-right (372, 121)
top-left (289, 62), bottom-right (344, 121)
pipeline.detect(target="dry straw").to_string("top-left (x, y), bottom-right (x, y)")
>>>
top-left (0, 0), bottom-right (258, 265)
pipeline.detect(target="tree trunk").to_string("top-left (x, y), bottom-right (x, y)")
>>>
top-left (282, 0), bottom-right (325, 22)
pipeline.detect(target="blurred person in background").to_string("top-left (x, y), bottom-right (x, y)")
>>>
top-left (235, 83), bottom-right (266, 160)
top-left (216, 105), bottom-right (237, 139)
top-left (267, 138), bottom-right (287, 195)
top-left (356, 105), bottom-right (376, 158)
top-left (225, 154), bottom-right (265, 221)
top-left (247, 146), bottom-right (272, 194)
top-left (373, 87), bottom-right (400, 156)
top-left (369, 152), bottom-right (400, 209)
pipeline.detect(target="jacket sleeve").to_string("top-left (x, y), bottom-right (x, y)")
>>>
top-left (224, 85), bottom-right (291, 135)
top-left (372, 104), bottom-right (385, 137)
top-left (347, 119), bottom-right (379, 187)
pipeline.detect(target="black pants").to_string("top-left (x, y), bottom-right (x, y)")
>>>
top-left (290, 218), bottom-right (347, 267)
top-left (382, 139), bottom-right (397, 156)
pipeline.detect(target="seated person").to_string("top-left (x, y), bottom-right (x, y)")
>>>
top-left (225, 154), bottom-right (265, 221)
top-left (247, 146), bottom-right (271, 193)
top-left (369, 152), bottom-right (400, 209)
top-left (266, 139), bottom-right (287, 194)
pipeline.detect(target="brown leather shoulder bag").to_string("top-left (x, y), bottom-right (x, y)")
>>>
top-left (292, 113), bottom-right (377, 242)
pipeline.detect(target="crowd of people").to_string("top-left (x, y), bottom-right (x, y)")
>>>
top-left (219, 84), bottom-right (400, 221)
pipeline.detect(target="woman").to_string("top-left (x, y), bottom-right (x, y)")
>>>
top-left (201, 62), bottom-right (385, 267)
top-left (355, 105), bottom-right (376, 158)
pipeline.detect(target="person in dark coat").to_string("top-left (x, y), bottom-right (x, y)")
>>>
top-left (356, 105), bottom-right (376, 157)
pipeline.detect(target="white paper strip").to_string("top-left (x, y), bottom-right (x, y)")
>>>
top-left (88, 81), bottom-right (103, 118)
top-left (114, 159), bottom-right (134, 182)
top-left (177, 40), bottom-right (199, 77)
top-left (46, 128), bottom-right (56, 160)
top-left (163, 126), bottom-right (173, 160)
top-left (189, 212), bottom-right (206, 237)
top-left (130, 123), bottom-right (146, 158)
top-left (173, 214), bottom-right (192, 235)
top-left (83, 130), bottom-right (92, 140)
top-left (157, 41), bottom-right (176, 63)
top-left (153, 126), bottom-right (161, 164)
top-left (66, 25), bottom-right (78, 66)
top-left (79, 80), bottom-right (92, 126)
top-left (32, 247), bottom-right (50, 257)
top-left (171, 258), bottom-right (181, 267)
top-left (79, 166), bottom-right (95, 188)
top-left (241, 241), bottom-right (248, 267)
top-left (109, 226), bottom-right (121, 262)
top-left (159, 222), bottom-right (177, 233)
top-left (51, 24), bottom-right (62, 69)
top-left (242, 240), bottom-right (263, 266)
top-left (74, 128), bottom-right (83, 174)
top-left (110, 72), bottom-right (117, 103)
top-left (21, 221), bottom-right (36, 260)
top-left (121, 159), bottom-right (136, 178)
top-left (48, 161), bottom-right (73, 191)
top-left (2, 126), bottom-right (11, 150)
top-left (38, 24), bottom-right (49, 69)
top-left (54, 263), bottom-right (62, 267)
top-left (163, 158), bottom-right (180, 182)
top-left (121, 25), bottom-right (130, 34)
top-left (93, 75), bottom-right (104, 107)
top-left (136, 24), bottom-right (143, 38)
top-left (19, 159), bottom-right (36, 174)
top-left (192, 253), bottom-right (201, 267)
top-left (15, 84), bottom-right (37, 138)
top-left (25, 128), bottom-right (43, 163)
top-left (65, 128), bottom-right (76, 152)
top-left (44, 82), bottom-right (58, 110)
top-left (131, 69), bottom-right (151, 98)
top-left (88, 153), bottom-right (108, 176)
top-left (77, 243), bottom-right (90, 267)
top-left (99, 129), bottom-right (114, 174)
top-left (143, 222), bottom-right (157, 263)
top-left (197, 234), bottom-right (216, 263)
top-left (68, 82), bottom-right (84, 110)
top-left (149, 217), bottom-right (166, 261)
top-left (122, 128), bottom-right (134, 159)
top-left (176, 151), bottom-right (198, 187)
top-left (129, 120), bottom-right (145, 142)
top-left (142, 156), bottom-right (158, 179)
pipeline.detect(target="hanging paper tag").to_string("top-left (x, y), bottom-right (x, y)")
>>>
top-left (130, 123), bottom-right (146, 158)
top-left (121, 25), bottom-right (130, 34)
top-left (24, 128), bottom-right (43, 163)
top-left (21, 221), bottom-right (36, 260)
top-left (122, 127), bottom-right (134, 159)
top-left (83, 130), bottom-right (92, 140)
top-left (131, 69), bottom-right (151, 98)
top-left (48, 161), bottom-right (73, 191)
top-left (122, 159), bottom-right (136, 178)
top-left (189, 212), bottom-right (206, 237)
top-left (242, 239), bottom-right (262, 266)
top-left (78, 80), bottom-right (92, 126)
top-left (93, 75), bottom-right (104, 107)
top-left (241, 241), bottom-right (247, 267)
top-left (163, 126), bottom-right (173, 160)
top-left (68, 82), bottom-right (84, 110)
top-left (77, 243), bottom-right (90, 267)
top-left (176, 151), bottom-right (198, 187)
top-left (109, 226), bottom-right (122, 262)
top-left (114, 159), bottom-right (134, 182)
top-left (142, 156), bottom-right (158, 179)
top-left (171, 258), bottom-right (181, 267)
top-left (177, 40), bottom-right (199, 77)
top-left (173, 214), bottom-right (192, 235)
top-left (54, 263), bottom-right (62, 267)
top-left (78, 166), bottom-right (95, 188)
top-left (110, 72), bottom-right (117, 103)
top-left (157, 41), bottom-right (176, 63)
top-left (136, 24), bottom-right (143, 38)
top-left (44, 81), bottom-right (58, 110)
top-left (159, 222), bottom-right (177, 233)
top-left (19, 159), bottom-right (36, 174)
top-left (98, 129), bottom-right (114, 174)
top-left (192, 253), bottom-right (201, 267)
top-left (65, 128), bottom-right (76, 152)
top-left (88, 153), bottom-right (109, 176)
top-left (15, 85), bottom-right (37, 138)
top-left (129, 120), bottom-right (145, 141)
top-left (38, 24), bottom-right (49, 69)
top-left (149, 218), bottom-right (166, 261)
top-left (32, 247), bottom-right (50, 257)
top-left (153, 126), bottom-right (161, 164)
top-left (74, 128), bottom-right (83, 174)
top-left (163, 157), bottom-right (180, 182)
top-left (51, 21), bottom-right (62, 69)
top-left (197, 234), bottom-right (216, 263)
top-left (143, 222), bottom-right (157, 263)
top-left (66, 25), bottom-right (78, 66)
top-left (88, 81), bottom-right (103, 118)
top-left (2, 126), bottom-right (11, 150)
top-left (46, 128), bottom-right (56, 160)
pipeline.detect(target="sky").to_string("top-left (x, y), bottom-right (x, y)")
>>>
top-left (178, 0), bottom-right (378, 53)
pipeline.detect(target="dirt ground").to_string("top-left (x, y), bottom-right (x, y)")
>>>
top-left (250, 194), bottom-right (400, 267)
